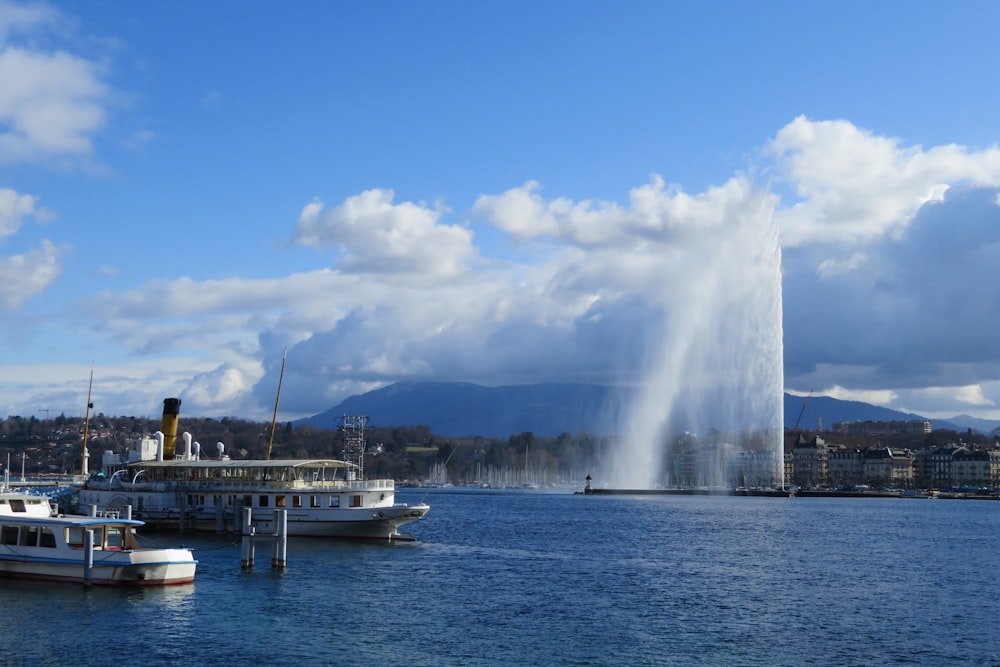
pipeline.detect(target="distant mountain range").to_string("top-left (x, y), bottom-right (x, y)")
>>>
top-left (297, 381), bottom-right (996, 438)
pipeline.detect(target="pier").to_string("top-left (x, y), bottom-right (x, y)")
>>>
top-left (239, 507), bottom-right (288, 569)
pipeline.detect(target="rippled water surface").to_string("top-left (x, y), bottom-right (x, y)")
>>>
top-left (2, 489), bottom-right (999, 666)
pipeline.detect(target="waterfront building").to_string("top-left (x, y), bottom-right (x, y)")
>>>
top-left (911, 448), bottom-right (933, 488)
top-left (792, 435), bottom-right (829, 488)
top-left (861, 447), bottom-right (913, 487)
top-left (828, 447), bottom-right (864, 487)
top-left (927, 444), bottom-right (961, 488)
top-left (951, 448), bottom-right (1000, 488)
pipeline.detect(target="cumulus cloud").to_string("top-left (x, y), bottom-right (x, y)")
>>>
top-left (0, 49), bottom-right (108, 162)
top-left (0, 3), bottom-right (102, 312)
top-left (823, 385), bottom-right (898, 406)
top-left (769, 116), bottom-right (1000, 247)
top-left (180, 361), bottom-right (263, 417)
top-left (777, 118), bottom-right (1000, 418)
top-left (0, 239), bottom-right (64, 307)
top-left (293, 189), bottom-right (476, 280)
top-left (12, 113), bottom-right (1000, 423)
top-left (472, 176), bottom-right (772, 248)
top-left (0, 187), bottom-right (41, 239)
top-left (914, 385), bottom-right (994, 409)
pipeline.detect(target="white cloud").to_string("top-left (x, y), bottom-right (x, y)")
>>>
top-left (0, 187), bottom-right (40, 239)
top-left (913, 385), bottom-right (994, 408)
top-left (180, 362), bottom-right (263, 416)
top-left (69, 177), bottom-right (779, 417)
top-left (293, 189), bottom-right (475, 280)
top-left (0, 0), bottom-right (58, 42)
top-left (0, 47), bottom-right (108, 162)
top-left (816, 252), bottom-right (869, 279)
top-left (0, 3), bottom-right (109, 164)
top-left (0, 239), bottom-right (64, 308)
top-left (472, 176), bottom-right (774, 249)
top-left (768, 116), bottom-right (1000, 247)
top-left (824, 385), bottom-right (898, 406)
top-left (10, 114), bottom-right (1000, 424)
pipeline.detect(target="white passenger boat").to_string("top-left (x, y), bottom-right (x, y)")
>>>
top-left (0, 490), bottom-right (197, 586)
top-left (75, 401), bottom-right (429, 541)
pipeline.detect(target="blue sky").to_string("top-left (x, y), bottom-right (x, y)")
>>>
top-left (3, 0), bottom-right (1000, 424)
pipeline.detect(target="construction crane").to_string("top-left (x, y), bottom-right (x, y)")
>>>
top-left (793, 389), bottom-right (814, 431)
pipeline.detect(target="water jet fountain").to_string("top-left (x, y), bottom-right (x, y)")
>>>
top-left (594, 184), bottom-right (785, 494)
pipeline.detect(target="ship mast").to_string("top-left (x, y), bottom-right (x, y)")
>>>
top-left (81, 364), bottom-right (94, 477)
top-left (265, 347), bottom-right (287, 461)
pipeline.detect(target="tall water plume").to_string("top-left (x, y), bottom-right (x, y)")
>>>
top-left (604, 185), bottom-right (784, 489)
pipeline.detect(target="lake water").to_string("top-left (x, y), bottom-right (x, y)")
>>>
top-left (2, 489), bottom-right (999, 666)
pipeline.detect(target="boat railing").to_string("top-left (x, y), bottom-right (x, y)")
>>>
top-left (151, 478), bottom-right (396, 492)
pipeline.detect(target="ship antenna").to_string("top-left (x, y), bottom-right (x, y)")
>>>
top-left (265, 348), bottom-right (287, 461)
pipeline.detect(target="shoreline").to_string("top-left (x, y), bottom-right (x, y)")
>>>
top-left (580, 487), bottom-right (1000, 500)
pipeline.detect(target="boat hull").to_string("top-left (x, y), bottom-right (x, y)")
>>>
top-left (0, 556), bottom-right (196, 585)
top-left (129, 503), bottom-right (432, 540)
top-left (77, 478), bottom-right (430, 541)
top-left (250, 504), bottom-right (431, 540)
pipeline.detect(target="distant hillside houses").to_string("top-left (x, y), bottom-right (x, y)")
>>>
top-left (788, 435), bottom-right (1000, 490)
top-left (833, 419), bottom-right (932, 435)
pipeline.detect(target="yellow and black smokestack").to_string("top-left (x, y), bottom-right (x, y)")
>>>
top-left (161, 397), bottom-right (181, 459)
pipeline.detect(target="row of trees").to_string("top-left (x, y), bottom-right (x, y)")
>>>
top-left (2, 411), bottom-right (993, 487)
top-left (0, 413), bottom-right (614, 486)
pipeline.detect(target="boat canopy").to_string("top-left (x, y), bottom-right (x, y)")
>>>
top-left (128, 459), bottom-right (357, 470)
top-left (0, 514), bottom-right (145, 528)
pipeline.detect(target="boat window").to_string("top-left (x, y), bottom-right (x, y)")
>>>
top-left (310, 495), bottom-right (320, 508)
top-left (292, 495), bottom-right (302, 508)
top-left (38, 527), bottom-right (56, 548)
top-left (350, 495), bottom-right (362, 508)
top-left (275, 496), bottom-right (286, 508)
top-left (0, 525), bottom-right (18, 545)
top-left (66, 527), bottom-right (85, 547)
top-left (258, 495), bottom-right (268, 508)
top-left (329, 496), bottom-right (340, 508)
top-left (8, 498), bottom-right (25, 513)
top-left (19, 525), bottom-right (38, 547)
top-left (107, 527), bottom-right (125, 549)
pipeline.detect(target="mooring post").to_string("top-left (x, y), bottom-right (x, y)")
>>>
top-left (240, 506), bottom-right (254, 568)
top-left (215, 499), bottom-right (225, 534)
top-left (83, 529), bottom-right (94, 586)
top-left (271, 509), bottom-right (287, 568)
